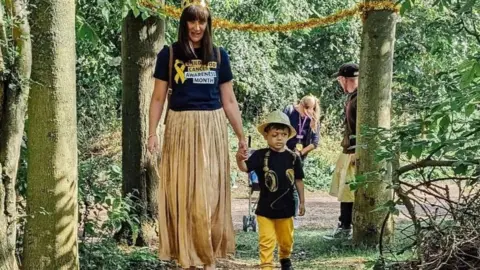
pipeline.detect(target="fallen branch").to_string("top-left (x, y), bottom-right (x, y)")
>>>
top-left (398, 159), bottom-right (480, 175)
top-left (399, 180), bottom-right (466, 207)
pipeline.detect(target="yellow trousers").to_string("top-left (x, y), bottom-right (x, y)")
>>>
top-left (257, 215), bottom-right (294, 270)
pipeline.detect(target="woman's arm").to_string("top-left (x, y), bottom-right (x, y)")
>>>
top-left (300, 125), bottom-right (320, 156)
top-left (148, 79), bottom-right (169, 149)
top-left (301, 144), bottom-right (315, 156)
top-left (220, 81), bottom-right (245, 142)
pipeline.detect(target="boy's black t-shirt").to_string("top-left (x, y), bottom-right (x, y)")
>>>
top-left (246, 148), bottom-right (304, 219)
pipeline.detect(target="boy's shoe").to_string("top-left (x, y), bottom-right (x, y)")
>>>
top-left (280, 258), bottom-right (294, 270)
top-left (323, 223), bottom-right (352, 240)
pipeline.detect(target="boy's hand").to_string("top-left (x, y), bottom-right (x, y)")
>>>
top-left (236, 149), bottom-right (248, 161)
top-left (298, 203), bottom-right (306, 216)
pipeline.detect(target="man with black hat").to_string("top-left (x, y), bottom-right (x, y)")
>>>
top-left (324, 63), bottom-right (359, 240)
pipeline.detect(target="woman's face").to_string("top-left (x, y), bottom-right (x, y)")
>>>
top-left (301, 98), bottom-right (316, 118)
top-left (187, 20), bottom-right (207, 45)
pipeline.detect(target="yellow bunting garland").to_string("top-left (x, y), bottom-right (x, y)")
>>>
top-left (140, 1), bottom-right (399, 33)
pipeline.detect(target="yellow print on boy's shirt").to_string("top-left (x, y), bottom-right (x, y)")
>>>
top-left (174, 59), bottom-right (218, 85)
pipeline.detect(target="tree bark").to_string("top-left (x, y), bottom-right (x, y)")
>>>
top-left (0, 1), bottom-right (31, 269)
top-left (353, 0), bottom-right (397, 246)
top-left (23, 0), bottom-right (79, 269)
top-left (121, 10), bottom-right (165, 246)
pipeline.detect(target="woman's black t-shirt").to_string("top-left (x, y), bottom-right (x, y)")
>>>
top-left (153, 43), bottom-right (233, 111)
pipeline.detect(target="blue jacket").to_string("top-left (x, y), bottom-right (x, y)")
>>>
top-left (283, 105), bottom-right (320, 157)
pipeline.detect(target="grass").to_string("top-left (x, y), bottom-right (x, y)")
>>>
top-left (234, 229), bottom-right (377, 269)
top-left (232, 224), bottom-right (416, 270)
top-left (80, 225), bottom-right (417, 269)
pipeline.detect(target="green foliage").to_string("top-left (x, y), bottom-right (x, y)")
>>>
top-left (302, 156), bottom-right (334, 191)
top-left (80, 240), bottom-right (129, 270)
top-left (79, 240), bottom-right (171, 270)
top-left (76, 0), bottom-right (123, 149)
top-left (78, 153), bottom-right (142, 241)
top-left (394, 0), bottom-right (479, 117)
top-left (121, 0), bottom-right (166, 20)
top-left (363, 0), bottom-right (480, 171)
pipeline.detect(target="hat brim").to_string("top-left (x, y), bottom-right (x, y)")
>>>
top-left (333, 72), bottom-right (359, 78)
top-left (257, 122), bottom-right (297, 140)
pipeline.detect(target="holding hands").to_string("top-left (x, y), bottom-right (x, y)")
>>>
top-left (236, 137), bottom-right (248, 161)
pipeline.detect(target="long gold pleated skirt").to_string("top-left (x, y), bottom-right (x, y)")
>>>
top-left (157, 108), bottom-right (235, 268)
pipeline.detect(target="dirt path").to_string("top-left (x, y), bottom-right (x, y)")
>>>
top-left (230, 184), bottom-right (430, 231)
top-left (231, 189), bottom-right (342, 231)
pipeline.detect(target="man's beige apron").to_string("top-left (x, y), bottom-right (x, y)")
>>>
top-left (329, 153), bottom-right (355, 202)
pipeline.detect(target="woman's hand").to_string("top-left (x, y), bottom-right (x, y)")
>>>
top-left (235, 140), bottom-right (249, 172)
top-left (235, 148), bottom-right (247, 162)
top-left (238, 137), bottom-right (248, 159)
top-left (148, 134), bottom-right (158, 154)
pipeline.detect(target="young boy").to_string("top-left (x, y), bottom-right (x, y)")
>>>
top-left (236, 111), bottom-right (306, 270)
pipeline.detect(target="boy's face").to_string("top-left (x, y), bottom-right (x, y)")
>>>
top-left (264, 128), bottom-right (290, 151)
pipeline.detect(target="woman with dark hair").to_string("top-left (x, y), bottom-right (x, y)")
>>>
top-left (147, 1), bottom-right (247, 269)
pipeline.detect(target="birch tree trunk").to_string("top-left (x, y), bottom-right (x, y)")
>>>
top-left (353, 0), bottom-right (397, 246)
top-left (23, 0), bottom-right (79, 268)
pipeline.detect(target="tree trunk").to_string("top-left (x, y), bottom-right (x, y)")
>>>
top-left (121, 10), bottom-right (165, 246)
top-left (353, 1), bottom-right (397, 246)
top-left (0, 1), bottom-right (31, 269)
top-left (23, 0), bottom-right (78, 269)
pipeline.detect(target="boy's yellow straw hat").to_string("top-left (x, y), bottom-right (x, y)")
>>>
top-left (256, 111), bottom-right (297, 139)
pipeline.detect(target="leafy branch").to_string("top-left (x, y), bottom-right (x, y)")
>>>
top-left (460, 18), bottom-right (480, 45)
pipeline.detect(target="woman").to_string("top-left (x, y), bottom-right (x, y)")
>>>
top-left (283, 95), bottom-right (321, 222)
top-left (147, 1), bottom-right (246, 269)
top-left (283, 95), bottom-right (321, 159)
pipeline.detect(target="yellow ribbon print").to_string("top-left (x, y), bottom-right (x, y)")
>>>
top-left (174, 59), bottom-right (186, 84)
